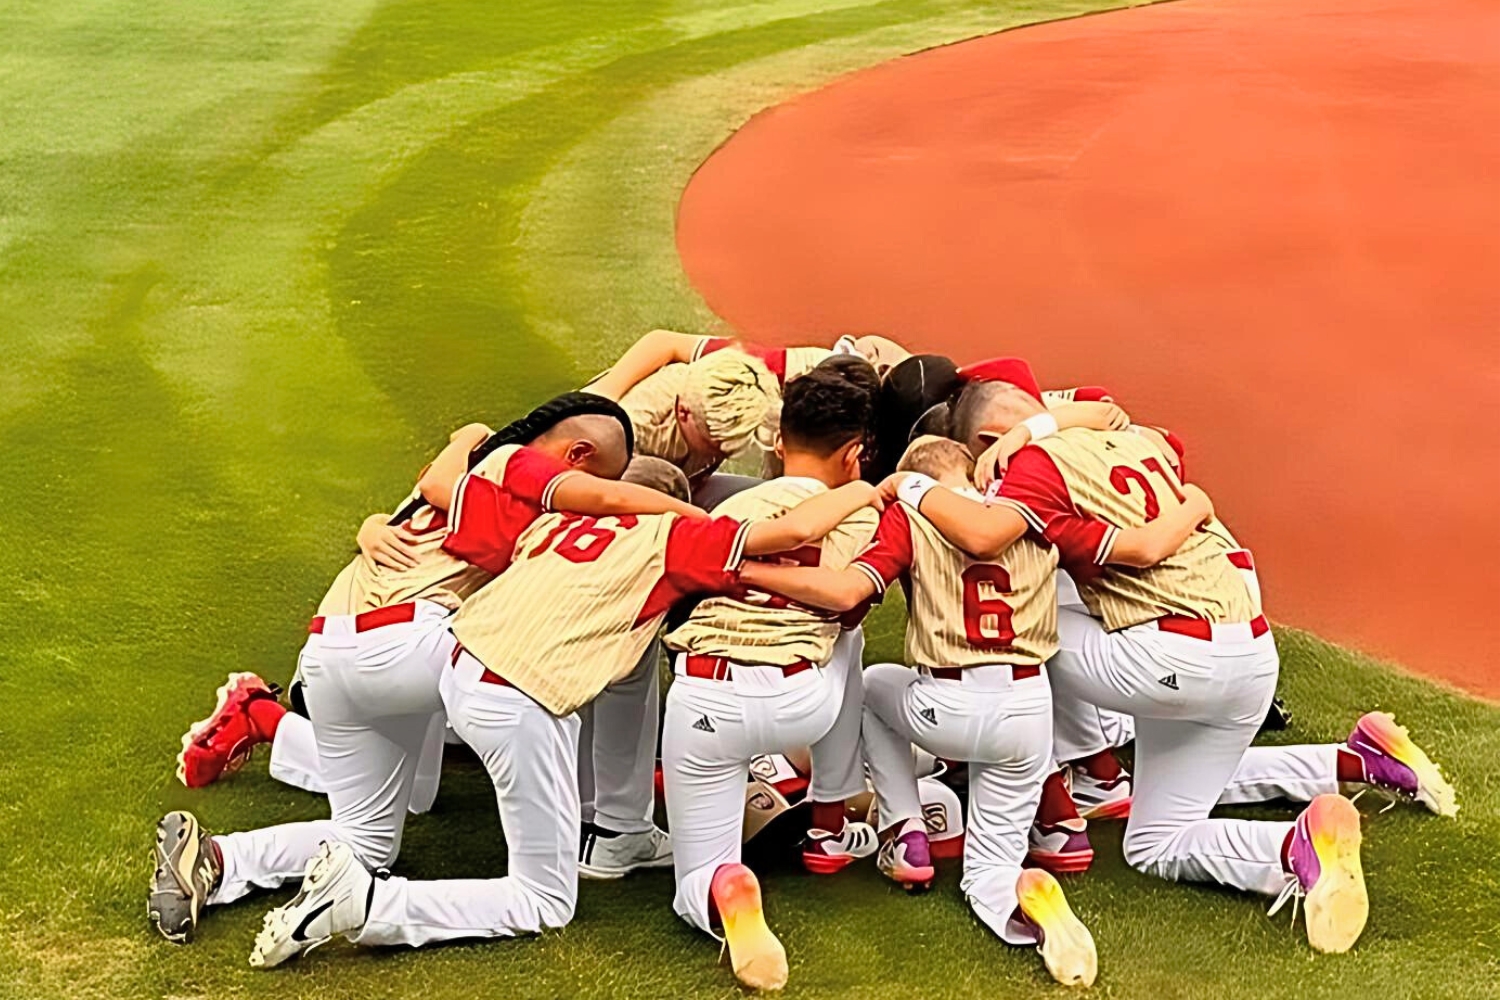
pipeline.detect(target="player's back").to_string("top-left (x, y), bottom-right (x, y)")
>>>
top-left (903, 501), bottom-right (1059, 668)
top-left (1034, 428), bottom-right (1258, 629)
top-left (314, 444), bottom-right (538, 617)
top-left (617, 365), bottom-right (694, 473)
top-left (666, 477), bottom-right (878, 667)
top-left (452, 509), bottom-right (711, 715)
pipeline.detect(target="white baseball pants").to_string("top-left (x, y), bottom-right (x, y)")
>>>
top-left (862, 662), bottom-right (1053, 944)
top-left (268, 703), bottom-right (448, 815)
top-left (210, 602), bottom-right (454, 905)
top-left (354, 649), bottom-right (581, 947)
top-left (664, 629), bottom-right (865, 935)
top-left (1048, 608), bottom-right (1296, 896)
top-left (577, 639), bottom-right (661, 834)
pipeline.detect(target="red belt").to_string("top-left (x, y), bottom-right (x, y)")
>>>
top-left (450, 641), bottom-right (513, 687)
top-left (1156, 614), bottom-right (1270, 641)
top-left (927, 664), bottom-right (1041, 682)
top-left (308, 601), bottom-right (418, 635)
top-left (682, 654), bottom-right (813, 682)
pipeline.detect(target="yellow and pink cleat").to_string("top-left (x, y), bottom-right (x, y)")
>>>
top-left (1013, 868), bottom-right (1097, 987)
top-left (1276, 793), bottom-right (1368, 954)
top-left (1345, 711), bottom-right (1457, 817)
top-left (711, 864), bottom-right (788, 992)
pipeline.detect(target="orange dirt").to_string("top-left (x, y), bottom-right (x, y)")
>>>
top-left (677, 0), bottom-right (1500, 697)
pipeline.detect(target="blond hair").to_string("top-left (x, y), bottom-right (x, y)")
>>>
top-left (679, 349), bottom-right (777, 458)
top-left (621, 456), bottom-right (692, 503)
top-left (897, 435), bottom-right (975, 487)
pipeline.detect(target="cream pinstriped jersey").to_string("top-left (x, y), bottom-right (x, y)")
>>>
top-left (665, 478), bottom-right (880, 666)
top-left (694, 337), bottom-right (832, 388)
top-left (852, 501), bottom-right (1059, 668)
top-left (1000, 428), bottom-right (1259, 631)
top-left (616, 364), bottom-right (724, 480)
top-left (451, 511), bottom-right (748, 715)
top-left (313, 446), bottom-right (540, 616)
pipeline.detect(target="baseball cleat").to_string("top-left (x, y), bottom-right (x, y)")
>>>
top-left (578, 824), bottom-right (672, 879)
top-left (249, 841), bottom-right (371, 969)
top-left (176, 672), bottom-right (278, 788)
top-left (711, 864), bottom-right (788, 992)
top-left (1274, 794), bottom-right (1368, 954)
top-left (1346, 711), bottom-right (1457, 817)
top-left (801, 820), bottom-right (877, 874)
top-left (148, 811), bottom-right (222, 944)
top-left (1068, 767), bottom-right (1132, 821)
top-left (1014, 868), bottom-right (1097, 987)
top-left (877, 817), bottom-right (936, 891)
top-left (1027, 817), bottom-right (1094, 874)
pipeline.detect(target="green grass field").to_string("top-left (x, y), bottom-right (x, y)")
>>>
top-left (2, 1), bottom-right (1497, 997)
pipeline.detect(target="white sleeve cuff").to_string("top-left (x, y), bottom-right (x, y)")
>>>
top-left (1021, 412), bottom-right (1060, 442)
top-left (896, 474), bottom-right (939, 512)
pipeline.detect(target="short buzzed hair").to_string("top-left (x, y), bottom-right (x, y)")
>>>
top-left (536, 413), bottom-right (630, 479)
top-left (897, 435), bottom-right (974, 485)
top-left (948, 381), bottom-right (1041, 455)
top-left (621, 456), bottom-right (691, 503)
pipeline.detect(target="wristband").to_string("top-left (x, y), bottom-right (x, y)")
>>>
top-left (896, 473), bottom-right (939, 511)
top-left (1020, 412), bottom-right (1060, 442)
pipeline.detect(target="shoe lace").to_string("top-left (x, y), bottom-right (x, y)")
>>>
top-left (1266, 876), bottom-right (1303, 926)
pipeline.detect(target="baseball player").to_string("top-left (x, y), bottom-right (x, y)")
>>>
top-left (149, 398), bottom-right (705, 944)
top-left (656, 364), bottom-right (883, 991)
top-left (245, 461), bottom-right (883, 984)
top-left (915, 359), bottom-right (1424, 954)
top-left (739, 435), bottom-right (1217, 986)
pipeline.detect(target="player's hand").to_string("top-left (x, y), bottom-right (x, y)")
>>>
top-left (972, 435), bottom-right (1017, 490)
top-left (1054, 400), bottom-right (1130, 433)
top-left (1181, 484), bottom-right (1214, 526)
top-left (842, 479), bottom-right (885, 512)
top-left (358, 515), bottom-right (423, 570)
top-left (876, 473), bottom-right (908, 506)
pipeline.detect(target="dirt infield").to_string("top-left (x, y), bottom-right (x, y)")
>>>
top-left (677, 0), bottom-right (1500, 697)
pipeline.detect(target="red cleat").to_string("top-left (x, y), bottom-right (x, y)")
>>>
top-left (176, 673), bottom-right (279, 788)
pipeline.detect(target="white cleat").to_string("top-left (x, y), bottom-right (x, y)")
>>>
top-left (249, 842), bottom-right (371, 969)
top-left (579, 825), bottom-right (673, 880)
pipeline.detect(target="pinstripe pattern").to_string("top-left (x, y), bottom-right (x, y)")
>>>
top-left (619, 366), bottom-right (705, 475)
top-left (452, 511), bottom-right (687, 715)
top-left (314, 446), bottom-right (523, 616)
top-left (1039, 429), bottom-right (1260, 630)
top-left (665, 478), bottom-right (879, 666)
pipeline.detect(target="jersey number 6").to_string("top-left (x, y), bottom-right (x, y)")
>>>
top-left (961, 564), bottom-right (1016, 649)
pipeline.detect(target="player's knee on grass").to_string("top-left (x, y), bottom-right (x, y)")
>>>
top-left (337, 823), bottom-right (402, 871)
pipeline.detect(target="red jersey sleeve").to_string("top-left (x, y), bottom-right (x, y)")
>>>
top-left (999, 446), bottom-right (1116, 579)
top-left (1068, 385), bottom-right (1114, 403)
top-left (851, 503), bottom-right (915, 596)
top-left (442, 448), bottom-right (575, 574)
top-left (636, 516), bottom-right (750, 625)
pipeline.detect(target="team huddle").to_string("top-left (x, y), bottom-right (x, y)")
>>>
top-left (149, 331), bottom-right (1458, 990)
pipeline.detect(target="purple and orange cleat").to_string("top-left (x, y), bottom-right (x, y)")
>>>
top-left (1273, 793), bottom-right (1368, 953)
top-left (877, 817), bottom-right (936, 892)
top-left (1028, 817), bottom-right (1094, 874)
top-left (176, 672), bottom-right (279, 788)
top-left (1346, 711), bottom-right (1457, 817)
top-left (711, 863), bottom-right (788, 991)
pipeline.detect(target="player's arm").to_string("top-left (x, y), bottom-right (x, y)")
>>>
top-left (974, 402), bottom-right (1129, 489)
top-left (1106, 485), bottom-right (1214, 567)
top-left (550, 474), bottom-right (709, 520)
top-left (416, 422), bottom-right (495, 510)
top-left (585, 330), bottom-right (715, 401)
top-left (739, 562), bottom-right (876, 613)
top-left (880, 475), bottom-right (1029, 561)
top-left (742, 481), bottom-right (882, 556)
top-left (357, 512), bottom-right (422, 570)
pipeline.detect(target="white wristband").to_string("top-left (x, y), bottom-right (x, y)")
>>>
top-left (897, 473), bottom-right (939, 511)
top-left (1020, 412), bottom-right (1060, 442)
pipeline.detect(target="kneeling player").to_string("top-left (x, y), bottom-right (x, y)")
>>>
top-left (244, 459), bottom-right (881, 973)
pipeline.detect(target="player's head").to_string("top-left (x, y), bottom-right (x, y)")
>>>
top-left (949, 361), bottom-right (1046, 456)
top-left (868, 353), bottom-right (960, 481)
top-left (777, 364), bottom-right (876, 486)
top-left (621, 455), bottom-right (692, 503)
top-left (849, 335), bottom-right (912, 380)
top-left (897, 435), bottom-right (974, 490)
top-left (468, 391), bottom-right (634, 476)
top-left (532, 413), bottom-right (632, 479)
top-left (674, 349), bottom-right (777, 463)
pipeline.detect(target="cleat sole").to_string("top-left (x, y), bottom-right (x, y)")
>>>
top-left (1017, 869), bottom-right (1097, 987)
top-left (1303, 794), bottom-right (1368, 954)
top-left (715, 865), bottom-right (788, 991)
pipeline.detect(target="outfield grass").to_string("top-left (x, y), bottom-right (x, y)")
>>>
top-left (1, 1), bottom-right (1497, 997)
